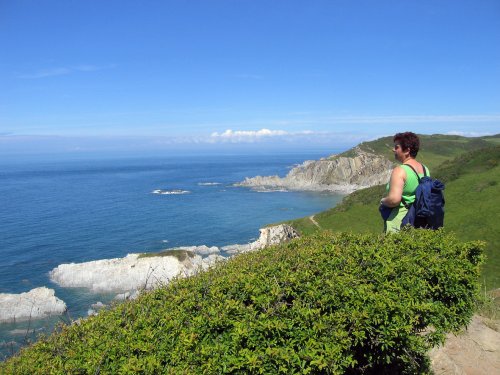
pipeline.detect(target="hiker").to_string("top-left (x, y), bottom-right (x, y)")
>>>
top-left (379, 132), bottom-right (429, 233)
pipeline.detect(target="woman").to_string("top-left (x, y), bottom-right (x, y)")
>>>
top-left (380, 132), bottom-right (429, 233)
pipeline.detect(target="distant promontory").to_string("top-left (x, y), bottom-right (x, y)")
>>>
top-left (236, 146), bottom-right (393, 193)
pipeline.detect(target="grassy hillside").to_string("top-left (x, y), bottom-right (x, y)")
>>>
top-left (341, 134), bottom-right (499, 171)
top-left (288, 145), bottom-right (500, 290)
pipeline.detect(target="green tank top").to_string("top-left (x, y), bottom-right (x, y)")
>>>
top-left (386, 164), bottom-right (430, 207)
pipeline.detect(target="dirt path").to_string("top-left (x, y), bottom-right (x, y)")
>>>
top-left (309, 215), bottom-right (321, 229)
top-left (430, 314), bottom-right (500, 374)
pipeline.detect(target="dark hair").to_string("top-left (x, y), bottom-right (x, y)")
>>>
top-left (393, 132), bottom-right (420, 157)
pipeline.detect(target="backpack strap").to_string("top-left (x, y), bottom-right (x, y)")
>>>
top-left (422, 163), bottom-right (428, 177)
top-left (400, 163), bottom-right (426, 208)
top-left (403, 162), bottom-right (428, 181)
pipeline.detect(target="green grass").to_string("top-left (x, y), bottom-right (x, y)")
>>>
top-left (325, 134), bottom-right (499, 176)
top-left (355, 133), bottom-right (500, 171)
top-left (286, 145), bottom-right (500, 290)
top-left (138, 249), bottom-right (195, 262)
top-left (442, 150), bottom-right (500, 289)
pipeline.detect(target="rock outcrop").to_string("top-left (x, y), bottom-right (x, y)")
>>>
top-left (0, 287), bottom-right (67, 323)
top-left (49, 252), bottom-right (219, 294)
top-left (49, 225), bottom-right (299, 295)
top-left (236, 147), bottom-right (393, 193)
top-left (223, 224), bottom-right (300, 254)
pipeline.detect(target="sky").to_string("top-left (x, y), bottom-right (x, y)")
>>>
top-left (1, 0), bottom-right (499, 156)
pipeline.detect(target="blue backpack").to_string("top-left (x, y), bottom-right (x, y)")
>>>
top-left (401, 164), bottom-right (445, 229)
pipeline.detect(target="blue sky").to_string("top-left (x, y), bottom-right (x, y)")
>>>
top-left (1, 0), bottom-right (499, 155)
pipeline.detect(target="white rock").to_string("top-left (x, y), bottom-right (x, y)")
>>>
top-left (0, 287), bottom-right (67, 323)
top-left (115, 290), bottom-right (140, 301)
top-left (252, 224), bottom-right (300, 249)
top-left (200, 254), bottom-right (226, 270)
top-left (91, 301), bottom-right (105, 309)
top-left (222, 243), bottom-right (252, 254)
top-left (222, 224), bottom-right (300, 255)
top-left (114, 292), bottom-right (130, 301)
top-left (50, 253), bottom-right (202, 293)
top-left (177, 245), bottom-right (220, 256)
top-left (49, 225), bottom-right (298, 296)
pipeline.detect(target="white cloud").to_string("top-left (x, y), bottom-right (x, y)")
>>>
top-left (18, 67), bottom-right (72, 79)
top-left (207, 129), bottom-right (324, 143)
top-left (211, 128), bottom-right (286, 138)
top-left (18, 64), bottom-right (115, 79)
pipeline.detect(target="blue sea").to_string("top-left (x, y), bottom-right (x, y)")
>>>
top-left (0, 152), bottom-right (343, 358)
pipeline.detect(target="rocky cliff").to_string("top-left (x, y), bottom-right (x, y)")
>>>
top-left (236, 147), bottom-right (393, 193)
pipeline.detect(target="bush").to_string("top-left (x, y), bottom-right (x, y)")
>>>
top-left (2, 229), bottom-right (483, 374)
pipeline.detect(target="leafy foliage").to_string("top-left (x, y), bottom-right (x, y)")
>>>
top-left (2, 230), bottom-right (483, 374)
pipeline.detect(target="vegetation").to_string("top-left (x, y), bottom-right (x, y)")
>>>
top-left (287, 142), bottom-right (500, 290)
top-left (1, 230), bottom-right (483, 374)
top-left (138, 249), bottom-right (195, 262)
top-left (355, 134), bottom-right (498, 170)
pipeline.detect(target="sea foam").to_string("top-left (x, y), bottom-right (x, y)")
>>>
top-left (151, 189), bottom-right (190, 195)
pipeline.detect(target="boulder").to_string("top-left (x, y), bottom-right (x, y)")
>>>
top-left (0, 287), bottom-right (66, 323)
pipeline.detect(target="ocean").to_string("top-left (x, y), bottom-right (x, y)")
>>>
top-left (0, 152), bottom-right (343, 358)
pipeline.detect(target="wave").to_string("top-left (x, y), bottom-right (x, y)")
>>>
top-left (254, 188), bottom-right (289, 193)
top-left (197, 182), bottom-right (222, 186)
top-left (151, 189), bottom-right (190, 195)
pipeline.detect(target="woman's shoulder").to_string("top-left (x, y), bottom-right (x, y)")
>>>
top-left (402, 160), bottom-right (426, 175)
top-left (391, 165), bottom-right (407, 179)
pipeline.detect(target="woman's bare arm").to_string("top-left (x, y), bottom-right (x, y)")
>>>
top-left (380, 166), bottom-right (406, 207)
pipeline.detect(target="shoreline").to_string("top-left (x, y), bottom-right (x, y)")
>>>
top-left (0, 224), bottom-right (300, 325)
top-left (1, 148), bottom-right (390, 325)
top-left (1, 147), bottom-right (388, 325)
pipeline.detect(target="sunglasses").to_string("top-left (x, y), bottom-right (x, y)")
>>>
top-left (393, 144), bottom-right (402, 150)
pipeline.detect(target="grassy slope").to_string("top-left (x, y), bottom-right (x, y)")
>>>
top-left (354, 134), bottom-right (495, 170)
top-left (287, 137), bottom-right (500, 290)
top-left (442, 150), bottom-right (500, 289)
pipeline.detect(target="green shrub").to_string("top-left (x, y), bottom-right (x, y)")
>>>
top-left (1, 230), bottom-right (483, 374)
